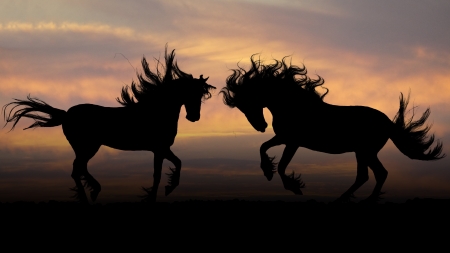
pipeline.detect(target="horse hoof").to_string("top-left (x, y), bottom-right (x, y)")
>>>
top-left (165, 185), bottom-right (175, 196)
top-left (261, 155), bottom-right (277, 181)
top-left (90, 191), bottom-right (100, 202)
top-left (292, 189), bottom-right (303, 195)
top-left (282, 172), bottom-right (305, 195)
top-left (359, 197), bottom-right (379, 205)
top-left (264, 172), bottom-right (274, 181)
top-left (359, 199), bottom-right (377, 205)
top-left (335, 193), bottom-right (356, 204)
top-left (359, 192), bottom-right (384, 204)
top-left (140, 187), bottom-right (157, 203)
top-left (284, 185), bottom-right (303, 195)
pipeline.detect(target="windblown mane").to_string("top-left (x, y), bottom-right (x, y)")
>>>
top-left (221, 55), bottom-right (327, 108)
top-left (117, 47), bottom-right (194, 106)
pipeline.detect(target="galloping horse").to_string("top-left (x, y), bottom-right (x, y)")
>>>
top-left (220, 55), bottom-right (444, 203)
top-left (3, 47), bottom-right (216, 203)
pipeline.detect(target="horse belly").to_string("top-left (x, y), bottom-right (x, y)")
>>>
top-left (296, 133), bottom-right (354, 154)
top-left (101, 132), bottom-right (156, 151)
top-left (99, 122), bottom-right (177, 151)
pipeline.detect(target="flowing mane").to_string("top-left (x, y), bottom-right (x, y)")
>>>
top-left (221, 55), bottom-right (328, 108)
top-left (117, 47), bottom-right (201, 106)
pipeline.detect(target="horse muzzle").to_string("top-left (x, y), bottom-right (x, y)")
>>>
top-left (253, 122), bottom-right (268, 133)
top-left (256, 127), bottom-right (266, 133)
top-left (186, 114), bottom-right (200, 122)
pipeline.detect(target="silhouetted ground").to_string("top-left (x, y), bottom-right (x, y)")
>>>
top-left (3, 199), bottom-right (444, 250)
top-left (2, 198), bottom-right (448, 247)
top-left (2, 198), bottom-right (450, 223)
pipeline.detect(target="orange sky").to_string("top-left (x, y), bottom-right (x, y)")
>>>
top-left (1, 0), bottom-right (449, 203)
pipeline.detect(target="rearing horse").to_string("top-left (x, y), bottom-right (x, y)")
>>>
top-left (3, 47), bottom-right (216, 203)
top-left (220, 55), bottom-right (444, 203)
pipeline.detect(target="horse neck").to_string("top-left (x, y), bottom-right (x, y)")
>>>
top-left (162, 98), bottom-right (184, 122)
top-left (263, 86), bottom-right (292, 113)
top-left (265, 87), bottom-right (322, 116)
top-left (145, 95), bottom-right (184, 124)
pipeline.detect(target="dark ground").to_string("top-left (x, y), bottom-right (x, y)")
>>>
top-left (2, 198), bottom-right (450, 224)
top-left (2, 198), bottom-right (448, 247)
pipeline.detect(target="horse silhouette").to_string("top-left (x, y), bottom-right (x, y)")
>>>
top-left (3, 47), bottom-right (216, 204)
top-left (220, 55), bottom-right (444, 203)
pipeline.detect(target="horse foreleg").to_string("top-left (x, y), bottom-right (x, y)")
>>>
top-left (278, 144), bottom-right (304, 195)
top-left (164, 149), bottom-right (182, 196)
top-left (142, 151), bottom-right (164, 203)
top-left (334, 152), bottom-right (369, 203)
top-left (260, 135), bottom-right (283, 181)
top-left (84, 173), bottom-right (101, 202)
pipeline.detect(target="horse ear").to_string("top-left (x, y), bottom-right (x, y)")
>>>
top-left (200, 75), bottom-right (209, 82)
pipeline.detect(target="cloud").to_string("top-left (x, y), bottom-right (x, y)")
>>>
top-left (0, 21), bottom-right (133, 35)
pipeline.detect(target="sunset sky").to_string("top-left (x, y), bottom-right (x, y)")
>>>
top-left (1, 0), bottom-right (449, 203)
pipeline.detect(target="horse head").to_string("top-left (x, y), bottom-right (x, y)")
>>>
top-left (184, 75), bottom-right (216, 122)
top-left (238, 102), bottom-right (267, 132)
top-left (228, 89), bottom-right (268, 132)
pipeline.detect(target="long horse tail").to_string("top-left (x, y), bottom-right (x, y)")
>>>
top-left (3, 95), bottom-right (66, 131)
top-left (390, 92), bottom-right (445, 160)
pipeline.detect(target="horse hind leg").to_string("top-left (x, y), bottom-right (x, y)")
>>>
top-left (334, 152), bottom-right (369, 203)
top-left (361, 155), bottom-right (388, 204)
top-left (70, 158), bottom-right (89, 204)
top-left (70, 144), bottom-right (101, 203)
top-left (71, 158), bottom-right (89, 204)
top-left (71, 158), bottom-right (102, 203)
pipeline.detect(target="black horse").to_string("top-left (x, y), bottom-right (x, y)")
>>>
top-left (3, 47), bottom-right (216, 203)
top-left (220, 55), bottom-right (444, 203)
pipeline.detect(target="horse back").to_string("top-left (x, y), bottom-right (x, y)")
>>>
top-left (62, 104), bottom-right (178, 151)
top-left (318, 104), bottom-right (392, 153)
top-left (274, 103), bottom-right (393, 154)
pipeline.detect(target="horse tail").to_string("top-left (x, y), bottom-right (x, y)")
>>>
top-left (3, 95), bottom-right (66, 131)
top-left (390, 92), bottom-right (445, 160)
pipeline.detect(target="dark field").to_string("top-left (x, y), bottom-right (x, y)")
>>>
top-left (2, 198), bottom-right (448, 247)
top-left (3, 198), bottom-right (449, 224)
